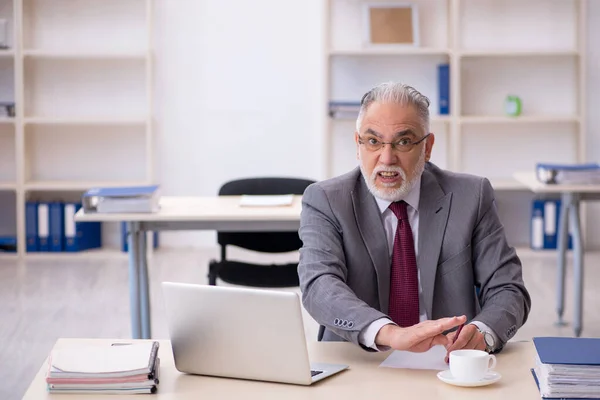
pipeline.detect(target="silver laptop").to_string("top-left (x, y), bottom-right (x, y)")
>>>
top-left (161, 281), bottom-right (348, 385)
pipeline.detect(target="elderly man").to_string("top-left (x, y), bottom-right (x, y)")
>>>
top-left (298, 82), bottom-right (531, 355)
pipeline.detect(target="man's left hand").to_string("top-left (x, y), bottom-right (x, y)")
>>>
top-left (444, 324), bottom-right (485, 363)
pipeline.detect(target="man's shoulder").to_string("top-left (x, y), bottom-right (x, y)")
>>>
top-left (307, 167), bottom-right (361, 196)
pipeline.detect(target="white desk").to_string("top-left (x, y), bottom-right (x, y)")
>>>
top-left (74, 196), bottom-right (303, 339)
top-left (514, 172), bottom-right (600, 337)
top-left (24, 339), bottom-right (541, 399)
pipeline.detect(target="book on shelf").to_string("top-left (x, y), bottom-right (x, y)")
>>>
top-left (328, 101), bottom-right (361, 119)
top-left (536, 163), bottom-right (600, 185)
top-left (47, 341), bottom-right (160, 395)
top-left (531, 337), bottom-right (600, 399)
top-left (82, 185), bottom-right (161, 213)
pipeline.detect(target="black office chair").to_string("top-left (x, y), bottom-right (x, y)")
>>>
top-left (207, 177), bottom-right (315, 288)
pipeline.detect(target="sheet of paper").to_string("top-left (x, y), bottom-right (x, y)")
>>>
top-left (379, 345), bottom-right (448, 370)
top-left (239, 194), bottom-right (294, 207)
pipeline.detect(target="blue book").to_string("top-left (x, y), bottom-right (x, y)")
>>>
top-left (437, 64), bottom-right (450, 115)
top-left (534, 337), bottom-right (600, 366)
top-left (536, 163), bottom-right (600, 171)
top-left (25, 202), bottom-right (38, 252)
top-left (83, 185), bottom-right (159, 199)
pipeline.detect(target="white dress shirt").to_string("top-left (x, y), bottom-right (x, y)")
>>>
top-left (357, 176), bottom-right (499, 351)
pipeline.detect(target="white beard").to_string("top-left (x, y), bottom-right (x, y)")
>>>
top-left (360, 149), bottom-right (426, 202)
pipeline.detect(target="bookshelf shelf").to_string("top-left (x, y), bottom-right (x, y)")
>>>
top-left (329, 48), bottom-right (450, 56)
top-left (459, 116), bottom-right (581, 124)
top-left (24, 181), bottom-right (149, 192)
top-left (0, 182), bottom-right (16, 190)
top-left (22, 50), bottom-right (148, 60)
top-left (459, 49), bottom-right (579, 57)
top-left (24, 117), bottom-right (148, 126)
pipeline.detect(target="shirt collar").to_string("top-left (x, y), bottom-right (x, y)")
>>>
top-left (374, 175), bottom-right (422, 215)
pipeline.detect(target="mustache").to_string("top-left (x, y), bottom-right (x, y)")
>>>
top-left (372, 165), bottom-right (406, 177)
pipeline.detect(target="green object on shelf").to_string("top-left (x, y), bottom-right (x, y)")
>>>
top-left (505, 95), bottom-right (522, 116)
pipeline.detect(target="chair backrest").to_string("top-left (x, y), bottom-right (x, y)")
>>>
top-left (217, 177), bottom-right (315, 253)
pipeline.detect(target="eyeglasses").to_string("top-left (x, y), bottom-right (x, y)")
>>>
top-left (358, 133), bottom-right (431, 153)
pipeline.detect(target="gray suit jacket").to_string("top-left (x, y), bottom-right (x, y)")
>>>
top-left (298, 162), bottom-right (531, 350)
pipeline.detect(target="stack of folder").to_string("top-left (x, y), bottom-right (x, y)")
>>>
top-left (536, 163), bottom-right (600, 185)
top-left (531, 337), bottom-right (600, 399)
top-left (46, 342), bottom-right (160, 395)
top-left (82, 185), bottom-right (161, 213)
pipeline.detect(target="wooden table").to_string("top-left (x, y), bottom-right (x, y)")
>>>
top-left (23, 339), bottom-right (541, 399)
top-left (514, 172), bottom-right (600, 337)
top-left (74, 196), bottom-right (303, 340)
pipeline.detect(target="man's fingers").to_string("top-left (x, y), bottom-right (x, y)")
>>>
top-left (466, 331), bottom-right (485, 350)
top-left (446, 324), bottom-right (476, 353)
top-left (431, 333), bottom-right (451, 348)
top-left (437, 315), bottom-right (467, 331)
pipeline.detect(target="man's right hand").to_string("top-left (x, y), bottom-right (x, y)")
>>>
top-left (374, 315), bottom-right (467, 352)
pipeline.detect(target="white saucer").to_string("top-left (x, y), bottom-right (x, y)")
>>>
top-left (437, 370), bottom-right (502, 387)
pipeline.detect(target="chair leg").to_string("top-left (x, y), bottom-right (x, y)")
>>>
top-left (208, 261), bottom-right (219, 286)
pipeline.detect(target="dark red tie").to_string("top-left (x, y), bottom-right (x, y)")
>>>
top-left (388, 201), bottom-right (420, 327)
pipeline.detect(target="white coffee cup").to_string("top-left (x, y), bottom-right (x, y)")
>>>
top-left (449, 349), bottom-right (496, 382)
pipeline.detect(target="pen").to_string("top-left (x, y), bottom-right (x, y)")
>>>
top-left (452, 323), bottom-right (464, 345)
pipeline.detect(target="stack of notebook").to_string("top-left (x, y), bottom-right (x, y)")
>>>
top-left (531, 337), bottom-right (600, 399)
top-left (46, 341), bottom-right (160, 395)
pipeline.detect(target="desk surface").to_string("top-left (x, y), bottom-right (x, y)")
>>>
top-left (74, 195), bottom-right (303, 223)
top-left (24, 339), bottom-right (540, 400)
top-left (514, 171), bottom-right (600, 193)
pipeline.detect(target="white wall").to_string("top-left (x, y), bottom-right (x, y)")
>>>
top-left (152, 1), bottom-right (600, 249)
top-left (153, 1), bottom-right (325, 247)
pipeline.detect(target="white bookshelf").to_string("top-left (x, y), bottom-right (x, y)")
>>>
top-left (324, 0), bottom-right (586, 246)
top-left (0, 0), bottom-right (154, 258)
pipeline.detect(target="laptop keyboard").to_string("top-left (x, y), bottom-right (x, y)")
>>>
top-left (311, 370), bottom-right (324, 377)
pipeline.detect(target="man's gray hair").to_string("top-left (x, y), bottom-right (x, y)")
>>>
top-left (356, 82), bottom-right (431, 133)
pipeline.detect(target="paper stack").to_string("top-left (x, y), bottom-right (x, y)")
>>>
top-left (46, 341), bottom-right (160, 395)
top-left (531, 337), bottom-right (600, 399)
top-left (536, 163), bottom-right (600, 185)
top-left (82, 185), bottom-right (161, 213)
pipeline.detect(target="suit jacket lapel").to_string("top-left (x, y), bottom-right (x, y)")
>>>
top-left (418, 168), bottom-right (452, 319)
top-left (351, 173), bottom-right (391, 314)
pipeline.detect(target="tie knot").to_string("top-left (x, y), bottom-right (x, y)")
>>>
top-left (389, 201), bottom-right (408, 220)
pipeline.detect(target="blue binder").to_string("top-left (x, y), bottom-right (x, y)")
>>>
top-left (25, 202), bottom-right (38, 252)
top-left (531, 199), bottom-right (572, 250)
top-left (437, 64), bottom-right (450, 115)
top-left (49, 202), bottom-right (64, 252)
top-left (64, 203), bottom-right (102, 252)
top-left (37, 203), bottom-right (50, 252)
top-left (531, 337), bottom-right (600, 400)
top-left (534, 337), bottom-right (600, 366)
